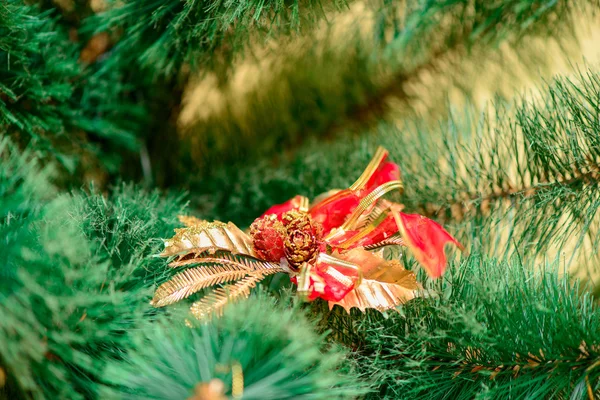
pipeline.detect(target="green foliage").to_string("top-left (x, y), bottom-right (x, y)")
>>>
top-left (182, 0), bottom-right (597, 172)
top-left (4, 0), bottom-right (600, 398)
top-left (342, 254), bottom-right (600, 399)
top-left (388, 69), bottom-right (600, 261)
top-left (101, 291), bottom-right (367, 399)
top-left (0, 139), bottom-right (187, 398)
top-left (87, 0), bottom-right (339, 80)
top-left (0, 1), bottom-right (141, 175)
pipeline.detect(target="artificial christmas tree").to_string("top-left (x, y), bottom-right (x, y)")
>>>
top-left (2, 0), bottom-right (600, 398)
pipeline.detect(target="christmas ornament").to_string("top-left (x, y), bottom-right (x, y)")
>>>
top-left (151, 147), bottom-right (464, 318)
top-left (187, 380), bottom-right (227, 400)
top-left (186, 363), bottom-right (244, 400)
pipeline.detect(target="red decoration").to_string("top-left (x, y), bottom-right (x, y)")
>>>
top-left (251, 147), bottom-right (464, 306)
top-left (249, 214), bottom-right (286, 262)
top-left (154, 146), bottom-right (465, 317)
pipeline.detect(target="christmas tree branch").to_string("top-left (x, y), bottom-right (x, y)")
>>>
top-left (180, 0), bottom-right (598, 172)
top-left (389, 68), bottom-right (600, 261)
top-left (0, 138), bottom-right (188, 397)
top-left (100, 291), bottom-right (368, 399)
top-left (0, 1), bottom-right (143, 177)
top-left (326, 254), bottom-right (600, 399)
top-left (85, 0), bottom-right (343, 80)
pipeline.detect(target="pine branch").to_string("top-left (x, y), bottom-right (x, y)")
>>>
top-left (329, 254), bottom-right (600, 399)
top-left (189, 274), bottom-right (265, 319)
top-left (389, 68), bottom-right (600, 262)
top-left (0, 141), bottom-right (189, 397)
top-left (101, 292), bottom-right (368, 399)
top-left (0, 1), bottom-right (144, 179)
top-left (85, 0), bottom-right (342, 80)
top-left (180, 0), bottom-right (598, 173)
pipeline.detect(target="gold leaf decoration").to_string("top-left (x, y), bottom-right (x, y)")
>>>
top-left (190, 274), bottom-right (265, 319)
top-left (328, 278), bottom-right (418, 313)
top-left (349, 146), bottom-right (389, 191)
top-left (212, 253), bottom-right (284, 273)
top-left (161, 221), bottom-right (257, 259)
top-left (364, 259), bottom-right (418, 287)
top-left (168, 253), bottom-right (284, 273)
top-left (151, 265), bottom-right (250, 307)
top-left (152, 217), bottom-right (285, 318)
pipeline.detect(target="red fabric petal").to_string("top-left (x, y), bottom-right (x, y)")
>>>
top-left (365, 161), bottom-right (401, 192)
top-left (290, 256), bottom-right (360, 302)
top-left (354, 214), bottom-right (398, 248)
top-left (309, 190), bottom-right (361, 234)
top-left (260, 195), bottom-right (305, 220)
top-left (397, 213), bottom-right (463, 278)
top-left (308, 157), bottom-right (401, 234)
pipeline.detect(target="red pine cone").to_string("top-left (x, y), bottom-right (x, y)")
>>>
top-left (282, 210), bottom-right (323, 270)
top-left (249, 214), bottom-right (286, 262)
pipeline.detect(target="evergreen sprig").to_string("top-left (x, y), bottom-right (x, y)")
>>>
top-left (86, 0), bottom-right (341, 80)
top-left (390, 69), bottom-right (600, 262)
top-left (101, 291), bottom-right (367, 399)
top-left (180, 0), bottom-right (597, 171)
top-left (0, 140), bottom-right (187, 398)
top-left (341, 254), bottom-right (600, 399)
top-left (0, 1), bottom-right (142, 176)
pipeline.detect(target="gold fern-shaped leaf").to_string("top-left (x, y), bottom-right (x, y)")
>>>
top-left (151, 265), bottom-right (249, 308)
top-left (328, 278), bottom-right (418, 313)
top-left (215, 253), bottom-right (285, 274)
top-left (161, 221), bottom-right (256, 259)
top-left (168, 253), bottom-right (285, 275)
top-left (189, 274), bottom-right (263, 319)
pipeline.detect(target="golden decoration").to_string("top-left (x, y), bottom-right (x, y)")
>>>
top-left (153, 219), bottom-right (284, 318)
top-left (282, 210), bottom-right (323, 269)
top-left (161, 221), bottom-right (257, 260)
top-left (326, 248), bottom-right (418, 312)
top-left (349, 146), bottom-right (390, 191)
top-left (328, 278), bottom-right (417, 312)
top-left (336, 180), bottom-right (404, 234)
top-left (189, 274), bottom-right (265, 319)
top-left (151, 265), bottom-right (250, 307)
top-left (151, 146), bottom-right (461, 318)
top-left (231, 362), bottom-right (244, 399)
top-left (187, 379), bottom-right (227, 400)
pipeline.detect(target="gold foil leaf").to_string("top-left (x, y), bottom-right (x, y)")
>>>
top-left (335, 248), bottom-right (417, 287)
top-left (190, 274), bottom-right (263, 319)
top-left (162, 220), bottom-right (256, 259)
top-left (151, 265), bottom-right (250, 308)
top-left (328, 278), bottom-right (418, 313)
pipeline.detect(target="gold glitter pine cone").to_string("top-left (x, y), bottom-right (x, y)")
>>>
top-left (281, 210), bottom-right (323, 270)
